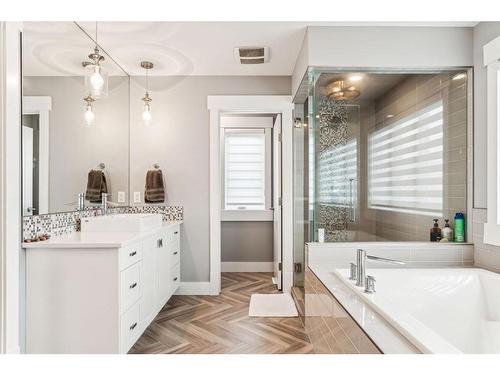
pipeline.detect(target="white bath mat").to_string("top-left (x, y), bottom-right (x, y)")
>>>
top-left (248, 293), bottom-right (298, 317)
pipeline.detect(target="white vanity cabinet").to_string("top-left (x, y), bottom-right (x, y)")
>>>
top-left (24, 222), bottom-right (182, 354)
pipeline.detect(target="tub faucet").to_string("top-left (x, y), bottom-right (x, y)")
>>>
top-left (355, 248), bottom-right (405, 288)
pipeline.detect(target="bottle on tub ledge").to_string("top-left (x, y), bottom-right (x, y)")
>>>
top-left (430, 219), bottom-right (442, 242)
top-left (441, 219), bottom-right (454, 242)
top-left (318, 228), bottom-right (325, 243)
top-left (454, 212), bottom-right (466, 243)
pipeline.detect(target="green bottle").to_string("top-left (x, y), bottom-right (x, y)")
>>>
top-left (454, 212), bottom-right (465, 242)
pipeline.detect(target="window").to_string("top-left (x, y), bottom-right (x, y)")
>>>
top-left (224, 129), bottom-right (268, 210)
top-left (318, 139), bottom-right (357, 208)
top-left (368, 100), bottom-right (444, 217)
top-left (220, 116), bottom-right (273, 221)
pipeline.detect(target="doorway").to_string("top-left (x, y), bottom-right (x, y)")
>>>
top-left (219, 113), bottom-right (282, 289)
top-left (207, 95), bottom-right (294, 295)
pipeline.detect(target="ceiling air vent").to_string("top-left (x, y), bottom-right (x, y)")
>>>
top-left (234, 46), bottom-right (269, 65)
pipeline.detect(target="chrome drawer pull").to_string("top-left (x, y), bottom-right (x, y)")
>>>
top-left (129, 251), bottom-right (137, 257)
top-left (173, 277), bottom-right (178, 281)
top-left (174, 231), bottom-right (179, 235)
top-left (173, 251), bottom-right (178, 255)
top-left (129, 322), bottom-right (137, 330)
top-left (129, 282), bottom-right (137, 289)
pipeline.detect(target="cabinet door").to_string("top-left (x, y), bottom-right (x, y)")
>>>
top-left (157, 234), bottom-right (171, 307)
top-left (141, 235), bottom-right (159, 324)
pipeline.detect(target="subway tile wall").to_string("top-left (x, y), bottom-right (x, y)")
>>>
top-left (353, 73), bottom-right (469, 241)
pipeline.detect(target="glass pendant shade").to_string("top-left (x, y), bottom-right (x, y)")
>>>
top-left (142, 102), bottom-right (152, 126)
top-left (84, 63), bottom-right (108, 98)
top-left (83, 95), bottom-right (96, 127)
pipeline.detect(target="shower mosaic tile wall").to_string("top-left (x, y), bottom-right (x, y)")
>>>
top-left (22, 205), bottom-right (183, 240)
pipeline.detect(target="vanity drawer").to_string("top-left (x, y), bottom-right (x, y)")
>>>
top-left (120, 301), bottom-right (141, 353)
top-left (120, 262), bottom-right (142, 313)
top-left (168, 240), bottom-right (180, 267)
top-left (171, 265), bottom-right (180, 294)
top-left (165, 225), bottom-right (180, 243)
top-left (119, 240), bottom-right (143, 271)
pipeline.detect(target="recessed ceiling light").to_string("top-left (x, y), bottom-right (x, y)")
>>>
top-left (386, 114), bottom-right (394, 118)
top-left (452, 73), bottom-right (467, 81)
top-left (349, 75), bottom-right (363, 82)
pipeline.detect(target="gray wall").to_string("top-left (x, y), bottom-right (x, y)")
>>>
top-left (221, 222), bottom-right (273, 262)
top-left (473, 22), bottom-right (500, 208)
top-left (129, 76), bottom-right (291, 282)
top-left (23, 76), bottom-right (130, 213)
top-left (293, 26), bottom-right (474, 97)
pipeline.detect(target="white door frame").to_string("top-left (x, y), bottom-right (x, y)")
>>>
top-left (207, 95), bottom-right (294, 294)
top-left (23, 96), bottom-right (51, 215)
top-left (0, 21), bottom-right (22, 354)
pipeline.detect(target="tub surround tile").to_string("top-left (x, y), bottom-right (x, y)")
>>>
top-left (306, 242), bottom-right (474, 267)
top-left (23, 206), bottom-right (183, 241)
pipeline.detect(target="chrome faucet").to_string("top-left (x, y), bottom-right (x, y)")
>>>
top-left (101, 193), bottom-right (109, 215)
top-left (355, 248), bottom-right (405, 288)
top-left (77, 193), bottom-right (85, 211)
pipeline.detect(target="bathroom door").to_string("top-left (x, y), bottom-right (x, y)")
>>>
top-left (273, 114), bottom-right (282, 290)
top-left (22, 126), bottom-right (34, 216)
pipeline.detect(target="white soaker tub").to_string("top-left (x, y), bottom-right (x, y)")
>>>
top-left (334, 268), bottom-right (500, 354)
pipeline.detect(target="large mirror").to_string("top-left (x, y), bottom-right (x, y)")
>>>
top-left (22, 22), bottom-right (130, 216)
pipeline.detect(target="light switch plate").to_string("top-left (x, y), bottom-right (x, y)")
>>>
top-left (133, 191), bottom-right (141, 203)
top-left (117, 191), bottom-right (126, 203)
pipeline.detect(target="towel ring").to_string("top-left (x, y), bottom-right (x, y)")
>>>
top-left (152, 163), bottom-right (160, 169)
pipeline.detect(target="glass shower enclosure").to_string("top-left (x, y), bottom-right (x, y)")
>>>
top-left (293, 67), bottom-right (470, 286)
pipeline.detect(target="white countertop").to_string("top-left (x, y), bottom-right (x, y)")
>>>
top-left (23, 221), bottom-right (183, 249)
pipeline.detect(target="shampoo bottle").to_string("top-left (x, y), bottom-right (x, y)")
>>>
top-left (430, 219), bottom-right (442, 242)
top-left (442, 219), bottom-right (453, 242)
top-left (454, 212), bottom-right (465, 242)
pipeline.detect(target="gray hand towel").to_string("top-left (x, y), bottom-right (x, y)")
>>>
top-left (86, 170), bottom-right (108, 203)
top-left (145, 169), bottom-right (165, 203)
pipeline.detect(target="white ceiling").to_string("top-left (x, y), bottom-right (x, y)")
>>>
top-left (23, 22), bottom-right (478, 77)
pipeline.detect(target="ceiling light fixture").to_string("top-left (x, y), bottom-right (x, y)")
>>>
top-left (349, 74), bottom-right (363, 82)
top-left (452, 73), bottom-right (467, 81)
top-left (83, 95), bottom-right (95, 126)
top-left (141, 61), bottom-right (154, 126)
top-left (82, 22), bottom-right (108, 98)
top-left (326, 80), bottom-right (360, 100)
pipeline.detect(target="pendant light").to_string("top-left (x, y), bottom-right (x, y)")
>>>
top-left (326, 80), bottom-right (360, 101)
top-left (83, 94), bottom-right (95, 126)
top-left (82, 22), bottom-right (108, 98)
top-left (141, 61), bottom-right (153, 126)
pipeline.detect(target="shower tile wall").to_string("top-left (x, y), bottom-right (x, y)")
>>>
top-left (357, 74), bottom-right (468, 241)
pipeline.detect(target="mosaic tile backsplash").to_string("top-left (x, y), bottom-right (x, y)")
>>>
top-left (23, 206), bottom-right (183, 241)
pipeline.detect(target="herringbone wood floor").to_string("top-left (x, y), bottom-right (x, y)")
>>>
top-left (129, 272), bottom-right (313, 354)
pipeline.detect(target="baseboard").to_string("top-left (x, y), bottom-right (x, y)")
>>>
top-left (221, 262), bottom-right (274, 272)
top-left (175, 282), bottom-right (211, 295)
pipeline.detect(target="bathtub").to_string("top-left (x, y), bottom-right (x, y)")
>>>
top-left (333, 268), bottom-right (500, 354)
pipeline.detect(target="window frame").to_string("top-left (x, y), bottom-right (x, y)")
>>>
top-left (220, 117), bottom-right (274, 222)
top-left (484, 35), bottom-right (500, 245)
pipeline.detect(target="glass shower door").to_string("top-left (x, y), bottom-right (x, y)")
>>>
top-left (313, 98), bottom-right (360, 242)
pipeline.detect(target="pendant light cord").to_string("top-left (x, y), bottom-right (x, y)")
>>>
top-left (95, 21), bottom-right (98, 47)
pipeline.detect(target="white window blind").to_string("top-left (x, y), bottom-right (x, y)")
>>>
top-left (368, 100), bottom-right (444, 217)
top-left (224, 129), bottom-right (266, 210)
top-left (319, 139), bottom-right (357, 207)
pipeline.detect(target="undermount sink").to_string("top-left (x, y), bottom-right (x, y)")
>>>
top-left (80, 213), bottom-right (163, 232)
